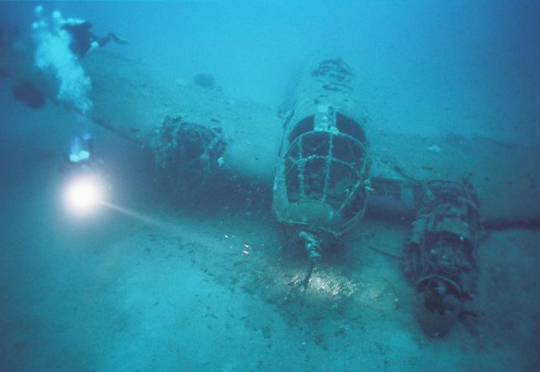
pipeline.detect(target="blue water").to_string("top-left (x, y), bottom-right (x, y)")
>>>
top-left (1, 1), bottom-right (539, 371)
top-left (2, 1), bottom-right (538, 139)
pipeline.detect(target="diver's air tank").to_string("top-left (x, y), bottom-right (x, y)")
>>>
top-left (272, 58), bottom-right (370, 258)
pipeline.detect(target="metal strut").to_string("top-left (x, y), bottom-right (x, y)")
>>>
top-left (298, 231), bottom-right (321, 289)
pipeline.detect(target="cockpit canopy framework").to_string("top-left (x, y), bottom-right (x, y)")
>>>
top-left (273, 58), bottom-right (371, 239)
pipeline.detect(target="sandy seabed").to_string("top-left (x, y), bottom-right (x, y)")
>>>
top-left (0, 81), bottom-right (539, 372)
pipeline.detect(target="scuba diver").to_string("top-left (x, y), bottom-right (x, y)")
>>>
top-left (60, 133), bottom-right (105, 177)
top-left (32, 6), bottom-right (127, 114)
top-left (59, 133), bottom-right (112, 215)
top-left (61, 19), bottom-right (128, 58)
top-left (33, 6), bottom-right (128, 59)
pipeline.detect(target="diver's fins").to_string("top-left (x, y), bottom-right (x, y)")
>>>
top-left (108, 32), bottom-right (128, 45)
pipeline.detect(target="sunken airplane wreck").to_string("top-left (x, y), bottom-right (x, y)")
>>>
top-left (2, 30), bottom-right (539, 337)
top-left (271, 58), bottom-right (481, 337)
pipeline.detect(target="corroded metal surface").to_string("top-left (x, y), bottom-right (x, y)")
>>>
top-left (152, 116), bottom-right (226, 202)
top-left (273, 58), bottom-right (371, 243)
top-left (1, 35), bottom-right (538, 224)
top-left (401, 180), bottom-right (481, 337)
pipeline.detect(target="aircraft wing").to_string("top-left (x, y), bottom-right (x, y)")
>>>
top-left (2, 43), bottom-right (538, 226)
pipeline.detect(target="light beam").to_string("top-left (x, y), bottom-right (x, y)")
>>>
top-left (63, 174), bottom-right (106, 215)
